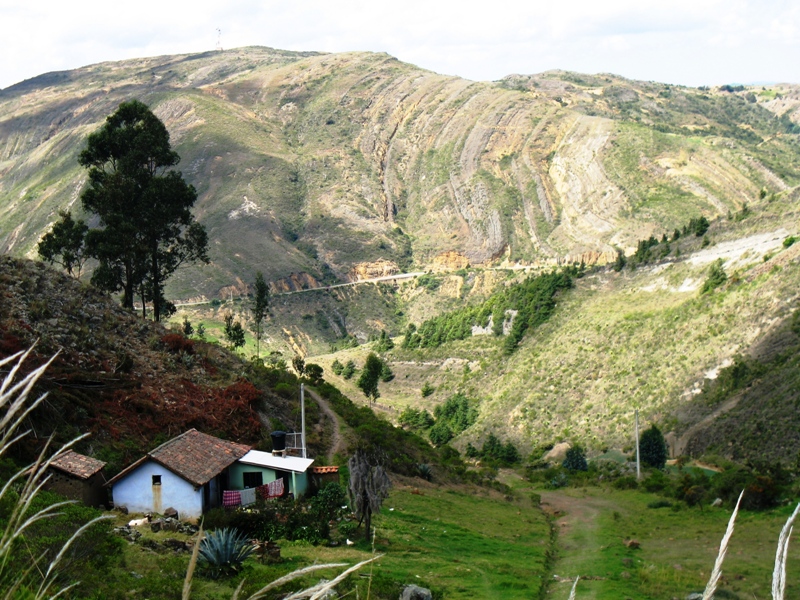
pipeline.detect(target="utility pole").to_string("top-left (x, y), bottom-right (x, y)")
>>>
top-left (635, 409), bottom-right (641, 480)
top-left (300, 383), bottom-right (307, 459)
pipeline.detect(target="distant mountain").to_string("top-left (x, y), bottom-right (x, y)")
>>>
top-left (2, 46), bottom-right (799, 302)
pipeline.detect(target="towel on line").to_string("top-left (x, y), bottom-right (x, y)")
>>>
top-left (222, 490), bottom-right (241, 508)
top-left (240, 487), bottom-right (257, 506)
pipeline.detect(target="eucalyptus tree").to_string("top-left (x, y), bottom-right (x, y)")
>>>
top-left (251, 271), bottom-right (270, 358)
top-left (78, 99), bottom-right (208, 320)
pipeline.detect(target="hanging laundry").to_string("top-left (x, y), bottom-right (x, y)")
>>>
top-left (222, 490), bottom-right (241, 508)
top-left (240, 487), bottom-right (257, 506)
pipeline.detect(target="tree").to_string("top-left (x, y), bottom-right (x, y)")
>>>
top-left (639, 425), bottom-right (668, 469)
top-left (251, 271), bottom-right (270, 359)
top-left (292, 355), bottom-right (305, 376)
top-left (304, 363), bottom-right (323, 384)
top-left (182, 316), bottom-right (194, 336)
top-left (37, 210), bottom-right (89, 277)
top-left (224, 313), bottom-right (246, 350)
top-left (78, 99), bottom-right (208, 321)
top-left (357, 353), bottom-right (383, 402)
top-left (348, 450), bottom-right (391, 541)
top-left (562, 446), bottom-right (588, 471)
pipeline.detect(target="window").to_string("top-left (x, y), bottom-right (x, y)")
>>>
top-left (152, 475), bottom-right (161, 486)
top-left (243, 472), bottom-right (263, 489)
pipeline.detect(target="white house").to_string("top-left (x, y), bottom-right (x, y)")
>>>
top-left (106, 429), bottom-right (251, 519)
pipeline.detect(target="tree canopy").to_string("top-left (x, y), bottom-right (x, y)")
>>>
top-left (76, 99), bottom-right (208, 320)
top-left (640, 425), bottom-right (668, 469)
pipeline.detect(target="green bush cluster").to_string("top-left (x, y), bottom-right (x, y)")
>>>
top-left (465, 434), bottom-right (521, 465)
top-left (403, 270), bottom-right (574, 353)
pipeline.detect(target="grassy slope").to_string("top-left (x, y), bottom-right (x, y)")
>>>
top-left (317, 190), bottom-right (800, 463)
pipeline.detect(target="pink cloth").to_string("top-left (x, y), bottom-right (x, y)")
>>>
top-left (256, 478), bottom-right (285, 500)
top-left (223, 490), bottom-right (241, 507)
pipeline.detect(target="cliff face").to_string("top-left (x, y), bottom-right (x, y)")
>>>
top-left (1, 48), bottom-right (798, 300)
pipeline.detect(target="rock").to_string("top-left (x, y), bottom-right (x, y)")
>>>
top-left (162, 518), bottom-right (179, 532)
top-left (117, 505), bottom-right (129, 515)
top-left (401, 584), bottom-right (433, 600)
top-left (150, 519), bottom-right (163, 533)
top-left (624, 539), bottom-right (640, 549)
top-left (164, 507), bottom-right (179, 519)
top-left (711, 498), bottom-right (723, 507)
top-left (544, 442), bottom-right (571, 463)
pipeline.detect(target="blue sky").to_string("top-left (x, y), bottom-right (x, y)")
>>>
top-left (1, 0), bottom-right (798, 90)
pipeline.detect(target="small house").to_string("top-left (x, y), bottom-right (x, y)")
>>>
top-left (44, 450), bottom-right (107, 507)
top-left (228, 450), bottom-right (314, 498)
top-left (106, 429), bottom-right (250, 519)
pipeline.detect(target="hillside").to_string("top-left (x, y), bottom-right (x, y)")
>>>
top-left (2, 47), bottom-right (799, 304)
top-left (318, 188), bottom-right (800, 465)
top-left (0, 255), bottom-right (312, 472)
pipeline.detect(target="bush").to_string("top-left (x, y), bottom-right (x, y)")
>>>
top-left (562, 446), bottom-right (588, 471)
top-left (647, 499), bottom-right (673, 509)
top-left (613, 476), bottom-right (639, 490)
top-left (429, 422), bottom-right (453, 446)
top-left (421, 381), bottom-right (435, 397)
top-left (701, 259), bottom-right (727, 294)
top-left (639, 425), bottom-right (668, 469)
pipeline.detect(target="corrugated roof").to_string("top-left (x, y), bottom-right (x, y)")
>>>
top-left (237, 450), bottom-right (314, 474)
top-left (49, 450), bottom-right (106, 480)
top-left (106, 429), bottom-right (251, 488)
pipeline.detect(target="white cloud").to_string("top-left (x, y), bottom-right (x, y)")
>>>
top-left (1, 0), bottom-right (798, 89)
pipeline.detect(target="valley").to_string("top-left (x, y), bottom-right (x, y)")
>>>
top-left (2, 45), bottom-right (800, 599)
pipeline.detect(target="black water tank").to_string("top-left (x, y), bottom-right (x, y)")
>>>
top-left (271, 431), bottom-right (286, 452)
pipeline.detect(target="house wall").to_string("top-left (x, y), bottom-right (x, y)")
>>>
top-left (110, 460), bottom-right (203, 518)
top-left (228, 463), bottom-right (309, 497)
top-left (43, 470), bottom-right (108, 507)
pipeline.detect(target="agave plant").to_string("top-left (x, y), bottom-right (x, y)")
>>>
top-left (198, 527), bottom-right (256, 579)
top-left (417, 463), bottom-right (432, 481)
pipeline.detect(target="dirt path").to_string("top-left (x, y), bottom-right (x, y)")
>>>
top-left (306, 388), bottom-right (344, 463)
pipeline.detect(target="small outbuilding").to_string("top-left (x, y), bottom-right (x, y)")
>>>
top-left (228, 450), bottom-right (314, 498)
top-left (106, 429), bottom-right (250, 519)
top-left (44, 450), bottom-right (107, 507)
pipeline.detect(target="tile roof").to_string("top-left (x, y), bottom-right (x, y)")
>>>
top-left (149, 429), bottom-right (251, 487)
top-left (106, 429), bottom-right (251, 488)
top-left (311, 466), bottom-right (339, 474)
top-left (49, 450), bottom-right (106, 480)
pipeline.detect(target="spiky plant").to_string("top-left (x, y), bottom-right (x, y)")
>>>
top-left (198, 527), bottom-right (256, 579)
top-left (417, 463), bottom-right (432, 481)
top-left (0, 345), bottom-right (111, 598)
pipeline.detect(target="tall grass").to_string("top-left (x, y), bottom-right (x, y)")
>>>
top-left (0, 345), bottom-right (111, 598)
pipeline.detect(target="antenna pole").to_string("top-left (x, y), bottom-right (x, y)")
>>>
top-left (300, 383), bottom-right (306, 459)
top-left (635, 409), bottom-right (641, 480)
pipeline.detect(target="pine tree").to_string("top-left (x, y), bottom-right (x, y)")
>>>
top-left (639, 425), bottom-right (668, 469)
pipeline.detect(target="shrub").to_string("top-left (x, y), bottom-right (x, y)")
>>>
top-left (342, 360), bottom-right (356, 380)
top-left (701, 259), bottom-right (727, 294)
top-left (331, 359), bottom-right (344, 375)
top-left (562, 446), bottom-right (588, 471)
top-left (647, 499), bottom-right (673, 509)
top-left (199, 527), bottom-right (256, 579)
top-left (613, 476), bottom-right (639, 490)
top-left (161, 333), bottom-right (195, 354)
top-left (429, 422), bottom-right (453, 446)
top-left (639, 425), bottom-right (668, 469)
top-left (421, 381), bottom-right (435, 397)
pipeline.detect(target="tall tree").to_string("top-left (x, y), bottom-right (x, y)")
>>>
top-left (357, 353), bottom-right (384, 403)
top-left (37, 210), bottom-right (89, 277)
top-left (348, 449), bottom-right (391, 541)
top-left (78, 99), bottom-right (208, 320)
top-left (251, 271), bottom-right (270, 359)
top-left (640, 425), bottom-right (668, 469)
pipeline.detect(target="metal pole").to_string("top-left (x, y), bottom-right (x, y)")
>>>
top-left (635, 409), bottom-right (641, 480)
top-left (300, 383), bottom-right (306, 459)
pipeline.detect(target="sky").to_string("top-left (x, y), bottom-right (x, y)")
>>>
top-left (1, 0), bottom-right (799, 90)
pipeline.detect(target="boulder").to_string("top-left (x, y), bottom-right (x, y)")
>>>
top-left (150, 519), bottom-right (163, 533)
top-left (164, 507), bottom-right (179, 519)
top-left (401, 584), bottom-right (433, 600)
top-left (544, 442), bottom-right (571, 463)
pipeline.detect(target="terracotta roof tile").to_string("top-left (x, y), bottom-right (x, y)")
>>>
top-left (50, 450), bottom-right (106, 480)
top-left (149, 429), bottom-right (251, 487)
top-left (311, 466), bottom-right (339, 473)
